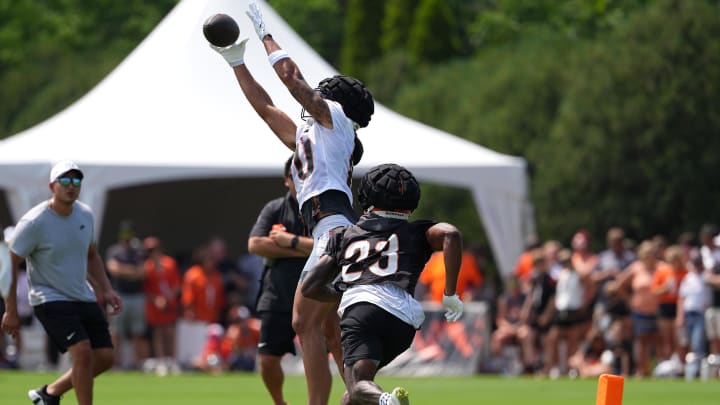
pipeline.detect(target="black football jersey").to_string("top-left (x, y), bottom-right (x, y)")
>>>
top-left (328, 213), bottom-right (436, 295)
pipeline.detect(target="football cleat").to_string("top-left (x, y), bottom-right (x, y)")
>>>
top-left (28, 385), bottom-right (60, 405)
top-left (390, 386), bottom-right (410, 405)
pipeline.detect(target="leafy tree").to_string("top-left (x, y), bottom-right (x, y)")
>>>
top-left (267, 0), bottom-right (344, 67)
top-left (0, 0), bottom-right (177, 140)
top-left (387, 0), bottom-right (720, 246)
top-left (408, 0), bottom-right (462, 64)
top-left (380, 0), bottom-right (420, 52)
top-left (392, 29), bottom-right (570, 157)
top-left (466, 0), bottom-right (651, 50)
top-left (340, 0), bottom-right (384, 77)
top-left (388, 31), bottom-right (570, 254)
top-left (536, 0), bottom-right (720, 242)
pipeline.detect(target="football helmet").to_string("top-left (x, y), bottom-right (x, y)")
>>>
top-left (317, 75), bottom-right (374, 128)
top-left (358, 163), bottom-right (420, 212)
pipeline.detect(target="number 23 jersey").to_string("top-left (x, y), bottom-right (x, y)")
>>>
top-left (329, 214), bottom-right (436, 296)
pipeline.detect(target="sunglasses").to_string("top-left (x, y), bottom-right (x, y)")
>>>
top-left (57, 177), bottom-right (82, 187)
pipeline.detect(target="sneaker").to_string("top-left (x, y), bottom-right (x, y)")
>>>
top-left (390, 387), bottom-right (410, 405)
top-left (28, 385), bottom-right (60, 405)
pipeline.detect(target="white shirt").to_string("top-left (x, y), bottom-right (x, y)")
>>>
top-left (700, 245), bottom-right (720, 272)
top-left (555, 268), bottom-right (584, 311)
top-left (339, 283), bottom-right (425, 329)
top-left (679, 271), bottom-right (708, 313)
top-left (292, 100), bottom-right (355, 208)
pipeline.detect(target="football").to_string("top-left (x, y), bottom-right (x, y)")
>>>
top-left (203, 13), bottom-right (240, 47)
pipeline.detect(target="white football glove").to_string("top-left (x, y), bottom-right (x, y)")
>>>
top-left (246, 2), bottom-right (270, 40)
top-left (210, 37), bottom-right (249, 67)
top-left (442, 294), bottom-right (464, 322)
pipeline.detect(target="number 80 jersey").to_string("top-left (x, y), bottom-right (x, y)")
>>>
top-left (328, 213), bottom-right (436, 295)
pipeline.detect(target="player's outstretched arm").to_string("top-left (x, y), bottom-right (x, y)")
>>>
top-left (301, 255), bottom-right (342, 303)
top-left (233, 63), bottom-right (297, 150)
top-left (209, 36), bottom-right (297, 150)
top-left (426, 222), bottom-right (465, 321)
top-left (426, 222), bottom-right (462, 294)
top-left (246, 2), bottom-right (332, 129)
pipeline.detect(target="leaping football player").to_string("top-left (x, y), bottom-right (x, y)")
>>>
top-left (208, 3), bottom-right (374, 405)
top-left (302, 164), bottom-right (465, 405)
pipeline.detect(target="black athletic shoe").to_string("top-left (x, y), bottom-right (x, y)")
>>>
top-left (28, 385), bottom-right (60, 405)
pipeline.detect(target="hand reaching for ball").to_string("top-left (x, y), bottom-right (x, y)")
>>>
top-left (204, 13), bottom-right (248, 67)
top-left (209, 37), bottom-right (249, 67)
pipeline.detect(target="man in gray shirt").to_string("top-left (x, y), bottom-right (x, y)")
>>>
top-left (1, 160), bottom-right (122, 405)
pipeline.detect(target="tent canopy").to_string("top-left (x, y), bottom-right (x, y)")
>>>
top-left (0, 0), bottom-right (533, 275)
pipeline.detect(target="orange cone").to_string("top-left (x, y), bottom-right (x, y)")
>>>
top-left (595, 374), bottom-right (624, 405)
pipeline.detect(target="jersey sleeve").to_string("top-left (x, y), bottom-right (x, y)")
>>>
top-left (249, 198), bottom-right (283, 238)
top-left (9, 218), bottom-right (36, 258)
top-left (327, 100), bottom-right (347, 127)
top-left (411, 220), bottom-right (437, 251)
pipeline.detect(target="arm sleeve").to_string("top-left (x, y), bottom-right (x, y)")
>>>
top-left (9, 218), bottom-right (35, 258)
top-left (249, 198), bottom-right (282, 238)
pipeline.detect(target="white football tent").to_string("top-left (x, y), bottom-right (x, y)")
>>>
top-left (0, 0), bottom-right (533, 276)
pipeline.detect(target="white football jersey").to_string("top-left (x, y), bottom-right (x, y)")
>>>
top-left (292, 100), bottom-right (355, 208)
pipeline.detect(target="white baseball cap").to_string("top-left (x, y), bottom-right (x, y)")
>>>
top-left (49, 160), bottom-right (84, 182)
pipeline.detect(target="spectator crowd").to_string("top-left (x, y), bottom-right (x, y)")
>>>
top-left (3, 220), bottom-right (720, 381)
top-left (492, 224), bottom-right (720, 380)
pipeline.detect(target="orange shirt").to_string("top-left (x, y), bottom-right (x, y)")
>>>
top-left (514, 251), bottom-right (534, 281)
top-left (144, 255), bottom-right (181, 325)
top-left (419, 251), bottom-right (483, 303)
top-left (652, 262), bottom-right (687, 304)
top-left (181, 265), bottom-right (225, 323)
top-left (220, 319), bottom-right (261, 360)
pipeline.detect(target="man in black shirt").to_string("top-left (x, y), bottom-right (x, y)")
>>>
top-left (302, 163), bottom-right (464, 405)
top-left (248, 158), bottom-right (319, 405)
top-left (105, 220), bottom-right (147, 369)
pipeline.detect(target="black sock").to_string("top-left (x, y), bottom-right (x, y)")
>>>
top-left (43, 386), bottom-right (58, 398)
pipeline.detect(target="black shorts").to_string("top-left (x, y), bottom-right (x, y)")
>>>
top-left (34, 301), bottom-right (113, 353)
top-left (340, 302), bottom-right (416, 370)
top-left (258, 311), bottom-right (297, 356)
top-left (606, 300), bottom-right (631, 317)
top-left (657, 303), bottom-right (677, 319)
top-left (554, 309), bottom-right (586, 328)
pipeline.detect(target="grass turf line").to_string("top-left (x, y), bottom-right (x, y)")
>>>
top-left (0, 371), bottom-right (717, 405)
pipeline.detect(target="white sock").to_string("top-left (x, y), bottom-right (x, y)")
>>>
top-left (379, 392), bottom-right (393, 405)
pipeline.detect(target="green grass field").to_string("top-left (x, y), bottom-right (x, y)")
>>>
top-left (0, 371), bottom-right (716, 404)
